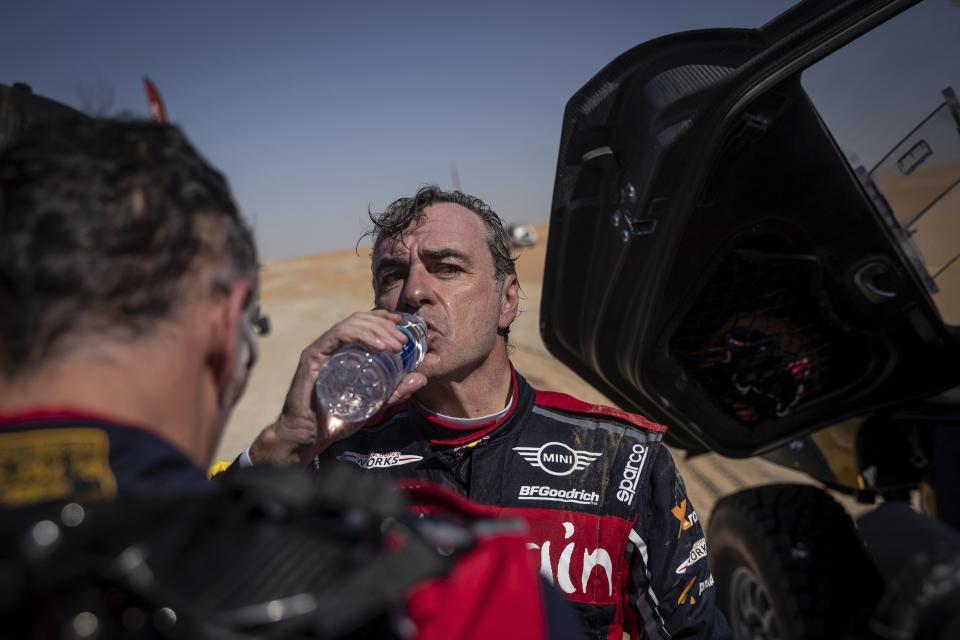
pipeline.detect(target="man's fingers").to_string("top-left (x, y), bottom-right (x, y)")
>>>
top-left (305, 313), bottom-right (407, 362)
top-left (369, 309), bottom-right (403, 323)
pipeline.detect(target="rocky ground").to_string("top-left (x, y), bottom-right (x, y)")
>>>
top-left (218, 225), bottom-right (867, 528)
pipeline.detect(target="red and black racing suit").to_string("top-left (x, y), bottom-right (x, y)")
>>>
top-left (318, 367), bottom-right (731, 639)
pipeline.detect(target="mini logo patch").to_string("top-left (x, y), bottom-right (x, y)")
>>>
top-left (513, 442), bottom-right (602, 476)
top-left (336, 451), bottom-right (423, 469)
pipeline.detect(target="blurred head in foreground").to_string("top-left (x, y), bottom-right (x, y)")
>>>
top-left (0, 119), bottom-right (258, 466)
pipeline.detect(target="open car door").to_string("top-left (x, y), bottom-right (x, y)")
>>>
top-left (541, 0), bottom-right (960, 459)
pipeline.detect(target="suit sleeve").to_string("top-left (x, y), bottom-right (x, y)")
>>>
top-left (625, 445), bottom-right (730, 639)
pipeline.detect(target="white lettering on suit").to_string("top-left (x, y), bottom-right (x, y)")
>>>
top-left (526, 521), bottom-right (613, 597)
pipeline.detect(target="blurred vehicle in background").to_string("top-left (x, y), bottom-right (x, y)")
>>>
top-left (541, 0), bottom-right (960, 638)
top-left (507, 222), bottom-right (539, 248)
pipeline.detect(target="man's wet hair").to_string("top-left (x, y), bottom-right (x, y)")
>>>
top-left (365, 184), bottom-right (517, 287)
top-left (0, 119), bottom-right (257, 378)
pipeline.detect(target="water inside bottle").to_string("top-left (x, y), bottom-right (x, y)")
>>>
top-left (315, 314), bottom-right (428, 422)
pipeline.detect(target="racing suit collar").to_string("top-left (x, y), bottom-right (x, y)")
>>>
top-left (413, 395), bottom-right (513, 428)
top-left (0, 408), bottom-right (188, 451)
top-left (414, 364), bottom-right (533, 447)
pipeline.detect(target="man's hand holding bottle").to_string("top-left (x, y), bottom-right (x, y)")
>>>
top-left (249, 310), bottom-right (428, 467)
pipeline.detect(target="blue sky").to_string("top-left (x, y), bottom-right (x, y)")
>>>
top-left (6, 0), bottom-right (943, 259)
top-left (802, 0), bottom-right (959, 171)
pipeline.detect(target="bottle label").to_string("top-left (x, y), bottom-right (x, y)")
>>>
top-left (396, 314), bottom-right (427, 373)
top-left (399, 326), bottom-right (418, 372)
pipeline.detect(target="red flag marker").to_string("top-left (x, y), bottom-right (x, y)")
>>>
top-left (143, 76), bottom-right (168, 123)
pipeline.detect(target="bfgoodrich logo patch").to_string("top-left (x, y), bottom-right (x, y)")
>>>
top-left (513, 442), bottom-right (602, 476)
top-left (336, 451), bottom-right (423, 469)
top-left (518, 485), bottom-right (600, 506)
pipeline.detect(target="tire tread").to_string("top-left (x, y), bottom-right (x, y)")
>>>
top-left (709, 483), bottom-right (881, 640)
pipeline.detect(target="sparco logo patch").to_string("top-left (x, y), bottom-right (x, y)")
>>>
top-left (513, 442), bottom-right (601, 476)
top-left (616, 443), bottom-right (649, 505)
top-left (519, 485), bottom-right (600, 506)
top-left (675, 538), bottom-right (708, 574)
top-left (336, 451), bottom-right (423, 469)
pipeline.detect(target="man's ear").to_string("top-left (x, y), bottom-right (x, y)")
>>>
top-left (498, 273), bottom-right (520, 331)
top-left (209, 278), bottom-right (254, 396)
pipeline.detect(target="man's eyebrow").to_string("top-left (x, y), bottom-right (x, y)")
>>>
top-left (374, 256), bottom-right (408, 273)
top-left (422, 248), bottom-right (470, 262)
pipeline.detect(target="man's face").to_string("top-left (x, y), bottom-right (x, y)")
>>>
top-left (372, 203), bottom-right (517, 380)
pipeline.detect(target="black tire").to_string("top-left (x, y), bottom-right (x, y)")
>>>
top-left (708, 484), bottom-right (882, 640)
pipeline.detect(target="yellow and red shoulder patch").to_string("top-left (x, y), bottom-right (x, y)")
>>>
top-left (0, 428), bottom-right (117, 506)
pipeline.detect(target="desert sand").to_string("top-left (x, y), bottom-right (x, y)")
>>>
top-left (217, 224), bottom-right (860, 527)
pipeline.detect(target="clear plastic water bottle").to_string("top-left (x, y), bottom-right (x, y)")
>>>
top-left (314, 313), bottom-right (428, 422)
